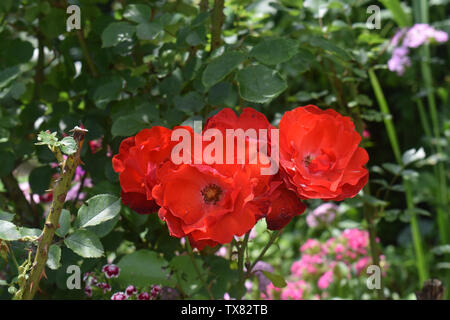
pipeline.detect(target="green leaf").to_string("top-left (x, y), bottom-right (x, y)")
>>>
top-left (56, 209), bottom-right (71, 238)
top-left (60, 137), bottom-right (77, 155)
top-left (101, 22), bottom-right (136, 48)
top-left (0, 66), bottom-right (20, 89)
top-left (237, 65), bottom-right (287, 103)
top-left (361, 194), bottom-right (389, 207)
top-left (173, 92), bottom-right (205, 113)
top-left (76, 194), bottom-right (121, 228)
top-left (170, 255), bottom-right (202, 295)
top-left (123, 4), bottom-right (152, 23)
top-left (117, 250), bottom-right (172, 287)
top-left (380, 0), bottom-right (411, 27)
top-left (47, 245), bottom-right (62, 270)
top-left (262, 271), bottom-right (287, 288)
top-left (64, 230), bottom-right (104, 258)
top-left (136, 22), bottom-right (163, 40)
top-left (29, 166), bottom-right (53, 195)
top-left (208, 82), bottom-right (238, 107)
top-left (85, 215), bottom-right (119, 238)
top-left (250, 38), bottom-right (297, 65)
top-left (382, 163), bottom-right (402, 175)
top-left (309, 37), bottom-right (352, 60)
top-left (111, 113), bottom-right (150, 137)
top-left (0, 211), bottom-right (14, 222)
top-left (93, 78), bottom-right (123, 109)
top-left (202, 52), bottom-right (246, 88)
top-left (18, 227), bottom-right (41, 239)
top-left (0, 220), bottom-right (21, 241)
top-left (36, 131), bottom-right (59, 147)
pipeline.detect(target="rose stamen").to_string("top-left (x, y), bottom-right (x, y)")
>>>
top-left (201, 184), bottom-right (223, 204)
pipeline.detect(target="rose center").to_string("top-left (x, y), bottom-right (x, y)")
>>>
top-left (201, 184), bottom-right (223, 204)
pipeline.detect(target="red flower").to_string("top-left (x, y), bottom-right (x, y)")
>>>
top-left (204, 108), bottom-right (305, 230)
top-left (152, 162), bottom-right (257, 249)
top-left (253, 180), bottom-right (306, 230)
top-left (279, 105), bottom-right (369, 201)
top-left (112, 126), bottom-right (178, 214)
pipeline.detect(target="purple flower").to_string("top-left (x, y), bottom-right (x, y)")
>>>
top-left (111, 292), bottom-right (127, 300)
top-left (252, 261), bottom-right (274, 295)
top-left (404, 24), bottom-right (448, 48)
top-left (388, 24), bottom-right (448, 76)
top-left (306, 203), bottom-right (338, 228)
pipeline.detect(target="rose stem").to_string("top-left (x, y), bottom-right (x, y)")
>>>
top-left (16, 127), bottom-right (86, 300)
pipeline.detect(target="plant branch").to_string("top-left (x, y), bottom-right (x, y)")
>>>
top-left (247, 230), bottom-right (281, 276)
top-left (210, 0), bottom-right (225, 52)
top-left (16, 127), bottom-right (87, 300)
top-left (76, 30), bottom-right (99, 78)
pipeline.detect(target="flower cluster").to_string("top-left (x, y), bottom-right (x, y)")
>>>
top-left (388, 24), bottom-right (448, 75)
top-left (113, 106), bottom-right (369, 249)
top-left (83, 265), bottom-right (162, 300)
top-left (263, 228), bottom-right (386, 300)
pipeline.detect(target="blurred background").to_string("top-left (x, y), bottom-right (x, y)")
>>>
top-left (0, 0), bottom-right (449, 299)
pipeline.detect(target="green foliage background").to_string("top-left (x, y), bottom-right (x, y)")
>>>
top-left (0, 0), bottom-right (449, 300)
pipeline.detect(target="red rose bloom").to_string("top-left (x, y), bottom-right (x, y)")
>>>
top-left (204, 108), bottom-right (305, 230)
top-left (279, 105), bottom-right (369, 201)
top-left (112, 126), bottom-right (178, 214)
top-left (203, 107), bottom-right (275, 195)
top-left (152, 162), bottom-right (257, 249)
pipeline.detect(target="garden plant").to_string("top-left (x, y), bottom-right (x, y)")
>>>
top-left (0, 0), bottom-right (449, 302)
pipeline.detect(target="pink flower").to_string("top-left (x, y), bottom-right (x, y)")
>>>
top-left (89, 138), bottom-right (103, 154)
top-left (151, 285), bottom-right (161, 298)
top-left (317, 271), bottom-right (333, 290)
top-left (138, 292), bottom-right (150, 300)
top-left (300, 239), bottom-right (321, 254)
top-left (111, 292), bottom-right (127, 300)
top-left (355, 257), bottom-right (370, 275)
top-left (84, 286), bottom-right (92, 297)
top-left (102, 264), bottom-right (120, 278)
top-left (125, 285), bottom-right (137, 297)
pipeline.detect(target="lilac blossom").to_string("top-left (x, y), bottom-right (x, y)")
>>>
top-left (388, 24), bottom-right (448, 75)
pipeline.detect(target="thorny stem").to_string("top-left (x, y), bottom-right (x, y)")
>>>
top-left (15, 127), bottom-right (87, 300)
